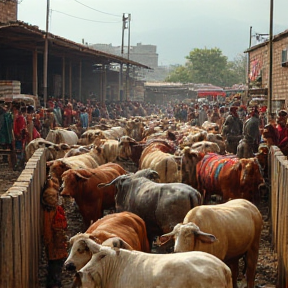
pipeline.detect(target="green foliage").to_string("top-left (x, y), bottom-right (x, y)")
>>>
top-left (165, 64), bottom-right (193, 83)
top-left (166, 48), bottom-right (247, 87)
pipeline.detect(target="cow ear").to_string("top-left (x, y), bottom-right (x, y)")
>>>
top-left (74, 171), bottom-right (90, 181)
top-left (195, 231), bottom-right (217, 244)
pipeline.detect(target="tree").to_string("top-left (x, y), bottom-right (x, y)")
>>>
top-left (166, 48), bottom-right (247, 87)
top-left (165, 64), bottom-right (192, 83)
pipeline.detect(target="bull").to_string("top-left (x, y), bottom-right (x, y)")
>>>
top-left (98, 169), bottom-right (201, 247)
top-left (161, 199), bottom-right (263, 288)
top-left (72, 239), bottom-right (233, 288)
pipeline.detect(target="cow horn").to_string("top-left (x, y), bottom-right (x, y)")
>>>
top-left (161, 230), bottom-right (176, 237)
top-left (97, 174), bottom-right (129, 188)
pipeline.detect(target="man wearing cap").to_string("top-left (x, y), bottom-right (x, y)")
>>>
top-left (221, 106), bottom-right (243, 154)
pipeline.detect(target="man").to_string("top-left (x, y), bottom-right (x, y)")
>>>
top-left (243, 106), bottom-right (261, 153)
top-left (221, 106), bottom-right (243, 154)
top-left (276, 109), bottom-right (288, 155)
top-left (237, 106), bottom-right (261, 158)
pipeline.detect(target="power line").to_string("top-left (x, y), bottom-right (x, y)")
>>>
top-left (73, 0), bottom-right (121, 18)
top-left (51, 9), bottom-right (121, 23)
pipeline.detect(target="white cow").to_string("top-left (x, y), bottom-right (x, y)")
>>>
top-left (46, 128), bottom-right (78, 145)
top-left (161, 199), bottom-right (263, 288)
top-left (72, 239), bottom-right (233, 288)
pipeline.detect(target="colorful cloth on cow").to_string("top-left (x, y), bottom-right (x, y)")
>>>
top-left (197, 153), bottom-right (238, 194)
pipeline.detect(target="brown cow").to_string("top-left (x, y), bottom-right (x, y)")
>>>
top-left (47, 146), bottom-right (106, 183)
top-left (60, 163), bottom-right (127, 226)
top-left (196, 153), bottom-right (265, 204)
top-left (64, 211), bottom-right (150, 271)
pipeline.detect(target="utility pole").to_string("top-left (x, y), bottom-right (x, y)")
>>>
top-left (268, 0), bottom-right (274, 115)
top-left (126, 13), bottom-right (131, 101)
top-left (43, 0), bottom-right (50, 108)
top-left (247, 26), bottom-right (252, 103)
top-left (119, 13), bottom-right (129, 102)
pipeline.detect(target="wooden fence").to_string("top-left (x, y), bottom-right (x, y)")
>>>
top-left (0, 145), bottom-right (288, 287)
top-left (270, 145), bottom-right (288, 287)
top-left (0, 148), bottom-right (46, 288)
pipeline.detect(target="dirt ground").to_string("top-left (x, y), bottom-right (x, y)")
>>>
top-left (0, 161), bottom-right (278, 288)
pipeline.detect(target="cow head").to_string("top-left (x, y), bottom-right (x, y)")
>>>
top-left (60, 169), bottom-right (92, 197)
top-left (181, 147), bottom-right (205, 188)
top-left (65, 233), bottom-right (101, 272)
top-left (73, 240), bottom-right (110, 288)
top-left (161, 222), bottom-right (217, 253)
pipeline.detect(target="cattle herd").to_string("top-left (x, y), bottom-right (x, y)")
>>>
top-left (34, 115), bottom-right (270, 288)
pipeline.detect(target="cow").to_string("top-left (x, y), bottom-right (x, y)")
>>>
top-left (98, 169), bottom-right (201, 248)
top-left (71, 239), bottom-right (233, 288)
top-left (139, 140), bottom-right (181, 183)
top-left (63, 145), bottom-right (93, 158)
top-left (78, 127), bottom-right (127, 146)
top-left (60, 163), bottom-right (127, 226)
top-left (47, 146), bottom-right (106, 184)
top-left (125, 118), bottom-right (144, 141)
top-left (191, 140), bottom-right (220, 154)
top-left (46, 128), bottom-right (78, 145)
top-left (161, 199), bottom-right (263, 288)
top-left (64, 212), bottom-right (150, 271)
top-left (25, 138), bottom-right (72, 161)
top-left (196, 153), bottom-right (265, 204)
top-left (206, 133), bottom-right (226, 155)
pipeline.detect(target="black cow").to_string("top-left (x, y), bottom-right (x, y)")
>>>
top-left (98, 169), bottom-right (201, 248)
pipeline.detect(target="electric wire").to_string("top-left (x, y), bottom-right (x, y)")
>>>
top-left (73, 0), bottom-right (121, 18)
top-left (51, 9), bottom-right (121, 24)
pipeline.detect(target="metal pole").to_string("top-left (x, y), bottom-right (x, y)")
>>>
top-left (247, 26), bottom-right (252, 103)
top-left (119, 13), bottom-right (126, 101)
top-left (126, 14), bottom-right (131, 101)
top-left (43, 0), bottom-right (50, 108)
top-left (268, 0), bottom-right (274, 114)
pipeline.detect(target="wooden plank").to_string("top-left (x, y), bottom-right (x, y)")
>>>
top-left (9, 190), bottom-right (23, 287)
top-left (0, 195), bottom-right (13, 287)
top-left (8, 186), bottom-right (28, 287)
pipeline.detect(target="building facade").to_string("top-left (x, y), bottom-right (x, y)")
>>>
top-left (247, 29), bottom-right (288, 110)
top-left (0, 0), bottom-right (17, 23)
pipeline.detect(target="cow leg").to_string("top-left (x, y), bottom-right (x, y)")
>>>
top-left (227, 259), bottom-right (239, 288)
top-left (245, 247), bottom-right (260, 288)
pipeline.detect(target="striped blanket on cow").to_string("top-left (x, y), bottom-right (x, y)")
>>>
top-left (196, 153), bottom-right (264, 204)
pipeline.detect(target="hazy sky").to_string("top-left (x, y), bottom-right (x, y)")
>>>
top-left (18, 0), bottom-right (288, 66)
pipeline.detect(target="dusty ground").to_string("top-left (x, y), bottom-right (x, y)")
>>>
top-left (0, 160), bottom-right (278, 288)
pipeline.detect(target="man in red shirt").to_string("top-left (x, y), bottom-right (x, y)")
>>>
top-left (276, 110), bottom-right (288, 155)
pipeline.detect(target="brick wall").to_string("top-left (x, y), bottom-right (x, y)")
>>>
top-left (0, 0), bottom-right (17, 23)
top-left (249, 36), bottom-right (288, 105)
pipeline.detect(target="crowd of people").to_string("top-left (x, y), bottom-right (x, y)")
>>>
top-left (0, 96), bottom-right (288, 170)
top-left (1, 96), bottom-right (288, 288)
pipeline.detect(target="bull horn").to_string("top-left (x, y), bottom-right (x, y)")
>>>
top-left (97, 174), bottom-right (129, 188)
top-left (161, 230), bottom-right (176, 237)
